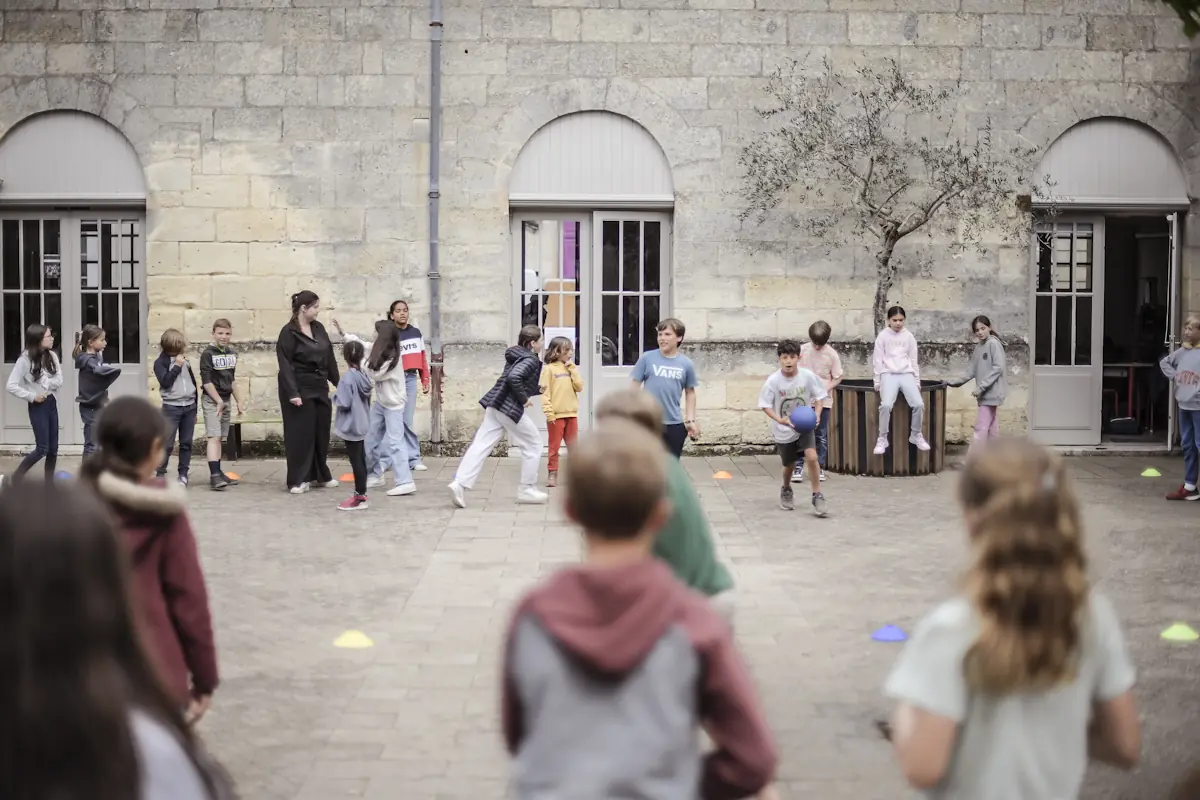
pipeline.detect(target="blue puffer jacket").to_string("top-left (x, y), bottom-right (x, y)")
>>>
top-left (479, 346), bottom-right (541, 423)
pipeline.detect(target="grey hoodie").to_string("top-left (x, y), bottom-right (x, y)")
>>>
top-left (333, 367), bottom-right (373, 441)
top-left (1160, 345), bottom-right (1200, 411)
top-left (956, 334), bottom-right (1007, 407)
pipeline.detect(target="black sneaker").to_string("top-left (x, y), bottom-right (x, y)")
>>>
top-left (812, 491), bottom-right (828, 518)
top-left (210, 474), bottom-right (230, 491)
top-left (220, 472), bottom-right (239, 486)
top-left (780, 486), bottom-right (794, 511)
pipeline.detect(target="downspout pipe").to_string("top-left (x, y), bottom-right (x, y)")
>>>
top-left (427, 0), bottom-right (444, 454)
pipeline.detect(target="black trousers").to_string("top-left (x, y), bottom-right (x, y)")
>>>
top-left (345, 439), bottom-right (367, 496)
top-left (281, 396), bottom-right (333, 489)
top-left (662, 423), bottom-right (688, 459)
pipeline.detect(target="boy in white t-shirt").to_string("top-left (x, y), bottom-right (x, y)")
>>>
top-left (757, 339), bottom-right (828, 517)
top-left (799, 320), bottom-right (843, 484)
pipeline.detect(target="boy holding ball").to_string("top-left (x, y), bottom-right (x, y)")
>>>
top-left (758, 339), bottom-right (828, 517)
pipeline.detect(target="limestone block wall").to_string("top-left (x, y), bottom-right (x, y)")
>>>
top-left (0, 1), bottom-right (1196, 449)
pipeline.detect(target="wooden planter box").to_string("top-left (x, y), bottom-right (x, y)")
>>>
top-left (826, 379), bottom-right (947, 476)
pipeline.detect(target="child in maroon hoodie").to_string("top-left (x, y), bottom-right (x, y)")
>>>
top-left (80, 396), bottom-right (219, 722)
top-left (500, 419), bottom-right (778, 799)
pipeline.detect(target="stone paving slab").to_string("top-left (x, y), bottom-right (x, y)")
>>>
top-left (2, 452), bottom-right (1198, 798)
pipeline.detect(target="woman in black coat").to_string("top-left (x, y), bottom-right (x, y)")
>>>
top-left (277, 290), bottom-right (341, 494)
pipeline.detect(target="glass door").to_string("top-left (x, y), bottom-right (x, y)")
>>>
top-left (1, 216), bottom-right (72, 446)
top-left (1165, 212), bottom-right (1181, 451)
top-left (1029, 219), bottom-right (1105, 446)
top-left (591, 212), bottom-right (671, 418)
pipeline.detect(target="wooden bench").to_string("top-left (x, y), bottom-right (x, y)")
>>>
top-left (225, 414), bottom-right (283, 461)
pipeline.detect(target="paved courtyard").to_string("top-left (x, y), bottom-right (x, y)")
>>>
top-left (5, 451), bottom-right (1198, 798)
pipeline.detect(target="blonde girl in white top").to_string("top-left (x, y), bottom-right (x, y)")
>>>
top-left (5, 324), bottom-right (64, 480)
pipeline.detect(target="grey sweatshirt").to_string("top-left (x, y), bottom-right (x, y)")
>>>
top-left (333, 367), bottom-right (373, 441)
top-left (1160, 345), bottom-right (1200, 411)
top-left (956, 335), bottom-right (1007, 407)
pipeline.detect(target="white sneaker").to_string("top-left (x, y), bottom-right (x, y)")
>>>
top-left (387, 482), bottom-right (416, 497)
top-left (793, 466), bottom-right (805, 483)
top-left (910, 433), bottom-right (931, 452)
top-left (873, 437), bottom-right (888, 455)
top-left (289, 483), bottom-right (309, 495)
top-left (316, 479), bottom-right (339, 489)
top-left (517, 486), bottom-right (548, 505)
top-left (819, 471), bottom-right (828, 482)
top-left (411, 463), bottom-right (428, 472)
top-left (366, 474), bottom-right (387, 489)
top-left (448, 481), bottom-right (466, 509)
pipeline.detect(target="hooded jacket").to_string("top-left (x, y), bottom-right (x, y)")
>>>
top-left (75, 351), bottom-right (122, 407)
top-left (501, 558), bottom-right (777, 800)
top-left (480, 346), bottom-right (542, 424)
top-left (334, 367), bottom-right (374, 441)
top-left (153, 352), bottom-right (200, 406)
top-left (955, 334), bottom-right (1008, 407)
top-left (93, 472), bottom-right (219, 705)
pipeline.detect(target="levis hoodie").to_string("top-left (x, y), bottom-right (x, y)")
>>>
top-left (872, 327), bottom-right (920, 388)
top-left (501, 558), bottom-right (777, 800)
top-left (1161, 343), bottom-right (1200, 411)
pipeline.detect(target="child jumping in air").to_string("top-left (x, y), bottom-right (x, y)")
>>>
top-left (758, 339), bottom-right (829, 517)
top-left (73, 324), bottom-right (121, 458)
top-left (6, 324), bottom-right (63, 481)
top-left (334, 340), bottom-right (374, 512)
top-left (873, 305), bottom-right (930, 455)
top-left (884, 438), bottom-right (1140, 795)
top-left (949, 315), bottom-right (1008, 457)
top-left (1160, 312), bottom-right (1200, 501)
top-left (448, 325), bottom-right (547, 509)
top-left (630, 318), bottom-right (699, 458)
top-left (539, 336), bottom-right (583, 488)
top-left (799, 320), bottom-right (843, 483)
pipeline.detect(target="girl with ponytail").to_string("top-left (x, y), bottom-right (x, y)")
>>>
top-left (883, 438), bottom-right (1140, 796)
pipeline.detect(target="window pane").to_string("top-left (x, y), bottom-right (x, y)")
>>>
top-left (521, 293), bottom-right (544, 328)
top-left (101, 222), bottom-right (115, 291)
top-left (621, 296), bottom-right (640, 366)
top-left (642, 295), bottom-right (661, 355)
top-left (22, 220), bottom-right (41, 291)
top-left (82, 293), bottom-right (99, 327)
top-left (2, 220), bottom-right (19, 291)
top-left (121, 291), bottom-right (140, 363)
top-left (1054, 296), bottom-right (1072, 366)
top-left (45, 293), bottom-right (62, 362)
top-left (2, 294), bottom-right (21, 362)
top-left (572, 295), bottom-right (581, 364)
top-left (1035, 295), bottom-right (1052, 366)
top-left (1075, 296), bottom-right (1092, 366)
top-left (601, 294), bottom-right (619, 366)
top-left (601, 221), bottom-right (619, 292)
top-left (81, 222), bottom-right (100, 290)
top-left (43, 220), bottom-right (61, 291)
top-left (622, 221), bottom-right (641, 292)
top-left (1073, 236), bottom-right (1092, 292)
top-left (643, 221), bottom-right (661, 292)
top-left (23, 293), bottom-right (40, 334)
top-left (562, 220), bottom-right (580, 281)
top-left (1036, 234), bottom-right (1052, 293)
top-left (101, 292), bottom-right (120, 362)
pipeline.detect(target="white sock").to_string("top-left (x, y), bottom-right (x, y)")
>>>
top-left (1186, 483), bottom-right (1197, 492)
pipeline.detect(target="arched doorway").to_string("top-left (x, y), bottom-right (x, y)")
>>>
top-left (0, 111), bottom-right (148, 449)
top-left (1029, 117), bottom-right (1190, 447)
top-left (508, 111), bottom-right (675, 435)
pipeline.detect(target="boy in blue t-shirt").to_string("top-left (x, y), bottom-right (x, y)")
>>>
top-left (630, 318), bottom-right (699, 458)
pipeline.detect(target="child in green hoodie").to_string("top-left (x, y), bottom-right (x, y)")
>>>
top-left (594, 388), bottom-right (734, 622)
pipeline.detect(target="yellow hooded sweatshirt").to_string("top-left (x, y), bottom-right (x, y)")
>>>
top-left (540, 361), bottom-right (584, 421)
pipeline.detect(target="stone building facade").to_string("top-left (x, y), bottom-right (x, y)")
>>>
top-left (0, 1), bottom-right (1196, 452)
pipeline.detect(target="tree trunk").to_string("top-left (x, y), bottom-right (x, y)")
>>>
top-left (872, 234), bottom-right (900, 335)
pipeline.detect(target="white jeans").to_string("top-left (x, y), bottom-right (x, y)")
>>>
top-left (454, 407), bottom-right (542, 490)
top-left (878, 373), bottom-right (924, 438)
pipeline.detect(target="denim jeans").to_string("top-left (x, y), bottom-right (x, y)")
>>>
top-left (1181, 408), bottom-right (1200, 487)
top-left (158, 403), bottom-right (197, 478)
top-left (814, 406), bottom-right (831, 469)
top-left (367, 403), bottom-right (413, 486)
top-left (403, 371), bottom-right (422, 467)
top-left (80, 405), bottom-right (100, 457)
top-left (15, 395), bottom-right (59, 479)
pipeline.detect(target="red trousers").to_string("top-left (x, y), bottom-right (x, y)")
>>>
top-left (546, 416), bottom-right (578, 471)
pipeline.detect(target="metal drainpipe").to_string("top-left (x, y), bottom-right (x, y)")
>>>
top-left (427, 0), bottom-right (445, 454)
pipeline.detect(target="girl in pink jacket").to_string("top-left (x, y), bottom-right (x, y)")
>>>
top-left (872, 306), bottom-right (930, 455)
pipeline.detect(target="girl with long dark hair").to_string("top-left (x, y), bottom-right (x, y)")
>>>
top-left (0, 479), bottom-right (233, 799)
top-left (884, 438), bottom-right (1140, 796)
top-left (276, 290), bottom-right (341, 494)
top-left (5, 323), bottom-right (63, 480)
top-left (365, 320), bottom-right (415, 496)
top-left (949, 315), bottom-right (1008, 457)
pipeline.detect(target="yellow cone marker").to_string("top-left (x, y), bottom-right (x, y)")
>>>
top-left (333, 630), bottom-right (375, 649)
top-left (713, 471), bottom-right (732, 480)
top-left (1141, 468), bottom-right (1161, 478)
top-left (1160, 623), bottom-right (1198, 642)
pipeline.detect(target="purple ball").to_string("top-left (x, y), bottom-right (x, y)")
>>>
top-left (789, 405), bottom-right (818, 433)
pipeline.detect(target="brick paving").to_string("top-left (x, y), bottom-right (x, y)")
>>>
top-left (4, 452), bottom-right (1199, 798)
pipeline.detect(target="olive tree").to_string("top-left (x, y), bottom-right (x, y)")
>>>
top-left (738, 58), bottom-right (1049, 335)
